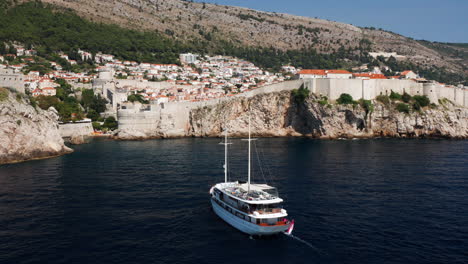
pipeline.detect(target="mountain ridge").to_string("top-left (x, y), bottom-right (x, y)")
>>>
top-left (3, 0), bottom-right (467, 80)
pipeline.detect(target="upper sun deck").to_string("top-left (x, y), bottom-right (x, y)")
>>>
top-left (216, 182), bottom-right (283, 205)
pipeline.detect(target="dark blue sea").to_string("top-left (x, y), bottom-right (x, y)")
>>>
top-left (0, 138), bottom-right (467, 264)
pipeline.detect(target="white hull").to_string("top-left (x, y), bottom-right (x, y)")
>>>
top-left (211, 199), bottom-right (288, 235)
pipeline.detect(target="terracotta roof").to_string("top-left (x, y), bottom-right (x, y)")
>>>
top-left (325, 70), bottom-right (351, 74)
top-left (298, 69), bottom-right (326, 75)
top-left (353, 73), bottom-right (387, 79)
top-left (401, 70), bottom-right (413, 75)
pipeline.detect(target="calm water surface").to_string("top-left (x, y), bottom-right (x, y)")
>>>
top-left (0, 138), bottom-right (467, 264)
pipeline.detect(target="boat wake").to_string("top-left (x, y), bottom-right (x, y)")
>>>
top-left (284, 233), bottom-right (323, 253)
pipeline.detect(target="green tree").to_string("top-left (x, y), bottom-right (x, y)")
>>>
top-left (359, 99), bottom-right (374, 114)
top-left (86, 109), bottom-right (100, 121)
top-left (35, 95), bottom-right (60, 110)
top-left (413, 95), bottom-right (430, 107)
top-left (92, 121), bottom-right (102, 131)
top-left (337, 93), bottom-right (354, 105)
top-left (291, 85), bottom-right (310, 103)
top-left (389, 91), bottom-right (402, 100)
top-left (402, 92), bottom-right (412, 103)
top-left (127, 93), bottom-right (149, 104)
top-left (396, 103), bottom-right (410, 113)
top-left (103, 116), bottom-right (118, 130)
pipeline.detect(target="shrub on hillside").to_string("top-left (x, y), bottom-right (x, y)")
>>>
top-left (92, 121), bottom-right (101, 131)
top-left (376, 95), bottom-right (390, 105)
top-left (396, 103), bottom-right (410, 113)
top-left (336, 93), bottom-right (354, 105)
top-left (0, 87), bottom-right (8, 101)
top-left (291, 85), bottom-right (310, 104)
top-left (402, 92), bottom-right (412, 103)
top-left (103, 116), bottom-right (118, 131)
top-left (389, 91), bottom-right (402, 100)
top-left (413, 95), bottom-right (430, 107)
top-left (359, 99), bottom-right (374, 114)
top-left (36, 95), bottom-right (60, 110)
top-left (86, 109), bottom-right (100, 121)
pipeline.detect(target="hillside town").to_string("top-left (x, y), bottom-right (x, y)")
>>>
top-left (1, 45), bottom-right (467, 119)
top-left (0, 47), bottom-right (286, 102)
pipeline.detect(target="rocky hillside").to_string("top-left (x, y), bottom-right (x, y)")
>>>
top-left (0, 88), bottom-right (72, 165)
top-left (15, 0), bottom-right (466, 75)
top-left (116, 91), bottom-right (468, 140)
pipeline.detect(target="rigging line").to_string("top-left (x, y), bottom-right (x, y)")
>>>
top-left (258, 141), bottom-right (274, 183)
top-left (253, 140), bottom-right (268, 185)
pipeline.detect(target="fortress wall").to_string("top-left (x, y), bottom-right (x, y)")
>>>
top-left (0, 69), bottom-right (25, 93)
top-left (314, 79), bottom-right (331, 98)
top-left (303, 79), bottom-right (315, 94)
top-left (69, 82), bottom-right (92, 90)
top-left (362, 79), bottom-right (375, 100)
top-left (464, 89), bottom-right (468, 107)
top-left (114, 79), bottom-right (173, 90)
top-left (454, 88), bottom-right (465, 106)
top-left (59, 122), bottom-right (94, 138)
top-left (423, 83), bottom-right (439, 103)
top-left (117, 80), bottom-right (304, 136)
top-left (438, 86), bottom-right (455, 102)
top-left (118, 111), bottom-right (159, 131)
top-left (328, 79), bottom-right (362, 100)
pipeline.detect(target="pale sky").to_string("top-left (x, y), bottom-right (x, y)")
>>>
top-left (198, 0), bottom-right (468, 43)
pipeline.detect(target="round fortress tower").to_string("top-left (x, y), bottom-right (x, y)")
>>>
top-left (98, 68), bottom-right (113, 80)
top-left (423, 82), bottom-right (439, 104)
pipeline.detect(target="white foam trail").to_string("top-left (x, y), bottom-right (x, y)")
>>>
top-left (284, 233), bottom-right (324, 254)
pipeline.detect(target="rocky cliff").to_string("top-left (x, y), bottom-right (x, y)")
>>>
top-left (0, 88), bottom-right (72, 165)
top-left (117, 90), bottom-right (468, 139)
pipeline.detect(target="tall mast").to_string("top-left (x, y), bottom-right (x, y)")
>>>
top-left (242, 111), bottom-right (256, 193)
top-left (248, 114), bottom-right (251, 193)
top-left (224, 129), bottom-right (228, 183)
top-left (220, 128), bottom-right (232, 183)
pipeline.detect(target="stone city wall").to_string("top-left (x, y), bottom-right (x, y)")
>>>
top-left (0, 69), bottom-right (25, 93)
top-left (305, 78), bottom-right (467, 107)
top-left (59, 122), bottom-right (94, 138)
top-left (117, 80), bottom-right (305, 137)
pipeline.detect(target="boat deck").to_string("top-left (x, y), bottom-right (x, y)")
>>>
top-left (221, 183), bottom-right (279, 202)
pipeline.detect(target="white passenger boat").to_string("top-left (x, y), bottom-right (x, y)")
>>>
top-left (210, 117), bottom-right (294, 236)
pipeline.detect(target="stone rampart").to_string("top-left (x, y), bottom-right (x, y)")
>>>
top-left (59, 122), bottom-right (94, 138)
top-left (117, 80), bottom-right (304, 137)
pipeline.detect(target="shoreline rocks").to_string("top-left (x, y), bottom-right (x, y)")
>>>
top-left (0, 89), bottom-right (73, 165)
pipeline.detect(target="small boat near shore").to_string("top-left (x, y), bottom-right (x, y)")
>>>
top-left (210, 116), bottom-right (293, 236)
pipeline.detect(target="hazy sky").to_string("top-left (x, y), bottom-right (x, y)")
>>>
top-left (197, 0), bottom-right (468, 43)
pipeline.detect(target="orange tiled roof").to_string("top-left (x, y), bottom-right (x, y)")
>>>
top-left (401, 70), bottom-right (413, 75)
top-left (325, 70), bottom-right (351, 74)
top-left (298, 69), bottom-right (326, 75)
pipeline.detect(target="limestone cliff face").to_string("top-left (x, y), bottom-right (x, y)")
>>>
top-left (189, 91), bottom-right (468, 139)
top-left (117, 90), bottom-right (467, 139)
top-left (0, 89), bottom-right (72, 165)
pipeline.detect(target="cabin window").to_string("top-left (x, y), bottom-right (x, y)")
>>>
top-left (256, 219), bottom-right (260, 224)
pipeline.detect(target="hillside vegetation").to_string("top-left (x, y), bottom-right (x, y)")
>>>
top-left (0, 0), bottom-right (466, 84)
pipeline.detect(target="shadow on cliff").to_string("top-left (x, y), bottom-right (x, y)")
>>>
top-left (285, 94), bottom-right (325, 137)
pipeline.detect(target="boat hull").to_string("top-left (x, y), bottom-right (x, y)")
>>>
top-left (211, 199), bottom-right (289, 235)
